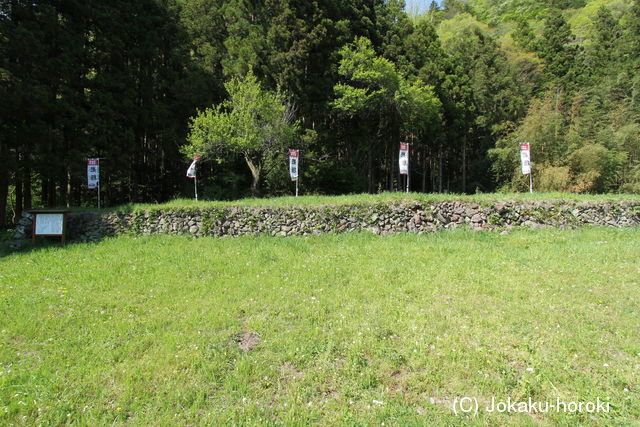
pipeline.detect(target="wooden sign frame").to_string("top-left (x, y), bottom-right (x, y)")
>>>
top-left (29, 210), bottom-right (70, 246)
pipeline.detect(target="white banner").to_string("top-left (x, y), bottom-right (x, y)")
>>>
top-left (289, 149), bottom-right (299, 181)
top-left (399, 143), bottom-right (409, 175)
top-left (520, 143), bottom-right (531, 175)
top-left (87, 158), bottom-right (99, 189)
top-left (186, 155), bottom-right (201, 178)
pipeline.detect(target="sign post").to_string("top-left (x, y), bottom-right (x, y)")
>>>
top-left (399, 143), bottom-right (409, 193)
top-left (87, 158), bottom-right (100, 208)
top-left (289, 149), bottom-right (299, 197)
top-left (519, 143), bottom-right (533, 193)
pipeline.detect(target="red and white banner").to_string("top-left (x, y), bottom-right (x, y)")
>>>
top-left (186, 154), bottom-right (201, 178)
top-left (87, 158), bottom-right (99, 189)
top-left (520, 143), bottom-right (531, 175)
top-left (289, 149), bottom-right (299, 181)
top-left (399, 143), bottom-right (409, 175)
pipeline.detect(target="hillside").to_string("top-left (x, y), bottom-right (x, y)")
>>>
top-left (432, 0), bottom-right (640, 194)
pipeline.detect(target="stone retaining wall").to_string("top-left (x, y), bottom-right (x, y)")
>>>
top-left (62, 200), bottom-right (640, 241)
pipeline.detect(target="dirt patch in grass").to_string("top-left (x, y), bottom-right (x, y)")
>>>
top-left (279, 362), bottom-right (303, 380)
top-left (234, 331), bottom-right (260, 352)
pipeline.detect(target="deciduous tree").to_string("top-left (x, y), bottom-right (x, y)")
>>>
top-left (185, 71), bottom-right (299, 196)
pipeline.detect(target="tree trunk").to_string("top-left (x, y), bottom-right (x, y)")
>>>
top-left (0, 140), bottom-right (8, 228)
top-left (367, 150), bottom-right (374, 193)
top-left (462, 135), bottom-right (467, 194)
top-left (22, 165), bottom-right (32, 210)
top-left (73, 174), bottom-right (81, 207)
top-left (245, 155), bottom-right (261, 197)
top-left (64, 166), bottom-right (71, 207)
top-left (42, 179), bottom-right (49, 208)
top-left (421, 146), bottom-right (427, 193)
top-left (438, 146), bottom-right (443, 193)
top-left (23, 161), bottom-right (31, 210)
top-left (14, 150), bottom-right (22, 222)
top-left (387, 141), bottom-right (393, 192)
top-left (389, 121), bottom-right (399, 192)
top-left (47, 176), bottom-right (56, 207)
top-left (553, 84), bottom-right (562, 153)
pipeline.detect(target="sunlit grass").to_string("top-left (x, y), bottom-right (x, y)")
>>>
top-left (1, 228), bottom-right (639, 424)
top-left (41, 191), bottom-right (640, 214)
top-left (112, 191), bottom-right (640, 213)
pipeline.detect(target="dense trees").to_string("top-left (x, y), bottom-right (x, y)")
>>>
top-left (491, 1), bottom-right (640, 193)
top-left (331, 36), bottom-right (441, 192)
top-left (1, 0), bottom-right (191, 226)
top-left (1, 0), bottom-right (639, 227)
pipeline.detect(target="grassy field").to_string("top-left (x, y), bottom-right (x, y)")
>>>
top-left (53, 191), bottom-right (640, 213)
top-left (1, 228), bottom-right (639, 424)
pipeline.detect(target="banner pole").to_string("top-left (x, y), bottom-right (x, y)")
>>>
top-left (97, 158), bottom-right (101, 208)
top-left (194, 172), bottom-right (198, 201)
top-left (406, 168), bottom-right (410, 193)
top-left (295, 178), bottom-right (298, 197)
top-left (529, 172), bottom-right (533, 193)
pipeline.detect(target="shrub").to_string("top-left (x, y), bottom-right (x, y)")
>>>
top-left (538, 166), bottom-right (571, 192)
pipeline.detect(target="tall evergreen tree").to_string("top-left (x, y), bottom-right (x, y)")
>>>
top-left (589, 6), bottom-right (620, 74)
top-left (538, 8), bottom-right (577, 83)
top-left (512, 18), bottom-right (537, 52)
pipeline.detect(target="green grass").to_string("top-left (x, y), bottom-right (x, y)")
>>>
top-left (30, 191), bottom-right (640, 216)
top-left (90, 191), bottom-right (640, 213)
top-left (1, 228), bottom-right (639, 424)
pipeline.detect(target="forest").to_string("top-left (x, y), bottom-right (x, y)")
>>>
top-left (1, 0), bottom-right (639, 227)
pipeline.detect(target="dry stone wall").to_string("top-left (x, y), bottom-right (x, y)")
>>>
top-left (66, 200), bottom-right (640, 242)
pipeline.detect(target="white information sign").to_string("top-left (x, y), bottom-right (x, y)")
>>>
top-left (35, 214), bottom-right (64, 235)
top-left (399, 143), bottom-right (409, 175)
top-left (289, 149), bottom-right (299, 181)
top-left (520, 143), bottom-right (531, 175)
top-left (87, 158), bottom-right (99, 189)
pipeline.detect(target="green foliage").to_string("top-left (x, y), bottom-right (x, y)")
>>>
top-left (402, 19), bottom-right (446, 83)
top-left (437, 13), bottom-right (490, 51)
top-left (332, 36), bottom-right (442, 137)
top-left (567, 0), bottom-right (630, 40)
top-left (395, 79), bottom-right (442, 139)
top-left (588, 6), bottom-right (622, 74)
top-left (512, 18), bottom-right (537, 51)
top-left (2, 0), bottom-right (640, 226)
top-left (185, 71), bottom-right (300, 195)
top-left (332, 37), bottom-right (401, 116)
top-left (331, 36), bottom-right (446, 193)
top-left (220, 0), bottom-right (269, 80)
top-left (620, 164), bottom-right (640, 193)
top-left (470, 0), bottom-right (552, 24)
top-left (569, 144), bottom-right (626, 193)
top-left (538, 8), bottom-right (578, 83)
top-left (538, 166), bottom-right (571, 192)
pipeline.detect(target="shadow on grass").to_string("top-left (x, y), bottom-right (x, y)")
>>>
top-left (1, 238), bottom-right (60, 258)
top-left (0, 233), bottom-right (109, 258)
